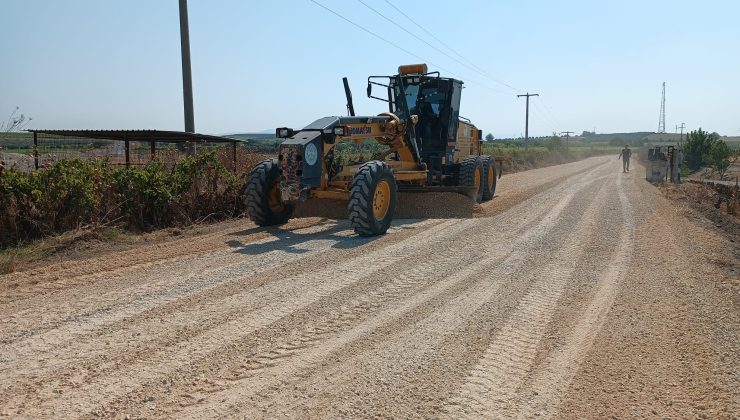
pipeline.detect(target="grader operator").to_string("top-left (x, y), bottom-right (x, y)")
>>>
top-left (244, 64), bottom-right (500, 236)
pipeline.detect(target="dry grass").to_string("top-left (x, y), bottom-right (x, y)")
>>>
top-left (658, 182), bottom-right (740, 241)
top-left (0, 228), bottom-right (125, 275)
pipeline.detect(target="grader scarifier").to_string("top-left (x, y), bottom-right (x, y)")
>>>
top-left (244, 64), bottom-right (501, 236)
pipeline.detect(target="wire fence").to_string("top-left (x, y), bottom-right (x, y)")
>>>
top-left (0, 132), bottom-right (277, 177)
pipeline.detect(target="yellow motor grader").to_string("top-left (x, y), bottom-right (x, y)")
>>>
top-left (244, 64), bottom-right (500, 236)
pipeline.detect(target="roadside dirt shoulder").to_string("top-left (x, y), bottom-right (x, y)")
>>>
top-left (558, 170), bottom-right (739, 419)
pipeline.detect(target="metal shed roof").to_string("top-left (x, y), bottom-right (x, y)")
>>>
top-left (27, 129), bottom-right (238, 143)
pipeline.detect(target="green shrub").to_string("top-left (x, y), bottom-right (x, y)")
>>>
top-left (705, 140), bottom-right (733, 180)
top-left (544, 135), bottom-right (566, 152)
top-left (683, 128), bottom-right (718, 170)
top-left (0, 152), bottom-right (243, 248)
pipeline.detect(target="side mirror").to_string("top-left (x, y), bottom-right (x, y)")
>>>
top-left (366, 82), bottom-right (372, 97)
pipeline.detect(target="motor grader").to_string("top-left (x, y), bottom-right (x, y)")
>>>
top-left (244, 64), bottom-right (500, 236)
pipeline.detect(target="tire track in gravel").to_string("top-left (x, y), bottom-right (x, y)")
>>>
top-left (114, 166), bottom-right (609, 418)
top-left (0, 158), bottom-right (612, 418)
top-left (0, 221), bottom-right (382, 357)
top-left (247, 175), bottom-right (614, 420)
top-left (16, 218), bottom-right (481, 416)
top-left (0, 157), bottom-right (606, 300)
top-left (441, 170), bottom-right (619, 419)
top-left (173, 168), bottom-right (613, 419)
top-left (0, 220), bottom-right (343, 339)
top-left (0, 221), bottom-right (252, 300)
top-left (479, 157), bottom-right (610, 218)
top-left (3, 164), bottom-right (610, 419)
top-left (0, 220), bottom-right (441, 398)
top-left (49, 162), bottom-right (609, 418)
top-left (512, 172), bottom-right (635, 419)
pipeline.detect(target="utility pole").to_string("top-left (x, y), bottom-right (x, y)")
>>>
top-left (561, 131), bottom-right (573, 148)
top-left (678, 122), bottom-right (686, 144)
top-left (517, 92), bottom-right (539, 151)
top-left (179, 0), bottom-right (195, 134)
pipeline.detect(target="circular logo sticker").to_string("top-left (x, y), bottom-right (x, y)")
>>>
top-left (304, 143), bottom-right (318, 166)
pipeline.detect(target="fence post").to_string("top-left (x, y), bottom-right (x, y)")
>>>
top-left (33, 131), bottom-right (39, 170)
top-left (150, 140), bottom-right (156, 161)
top-left (232, 141), bottom-right (237, 173)
top-left (124, 135), bottom-right (130, 168)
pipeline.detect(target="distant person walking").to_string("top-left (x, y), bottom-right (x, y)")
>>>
top-left (618, 145), bottom-right (632, 172)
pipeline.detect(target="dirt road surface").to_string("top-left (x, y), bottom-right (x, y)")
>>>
top-left (1, 156), bottom-right (737, 419)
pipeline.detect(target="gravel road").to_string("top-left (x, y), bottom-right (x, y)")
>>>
top-left (1, 156), bottom-right (737, 419)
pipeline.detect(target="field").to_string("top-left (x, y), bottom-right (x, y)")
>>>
top-left (482, 143), bottom-right (621, 172)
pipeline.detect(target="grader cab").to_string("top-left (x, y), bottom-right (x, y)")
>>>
top-left (244, 64), bottom-right (500, 236)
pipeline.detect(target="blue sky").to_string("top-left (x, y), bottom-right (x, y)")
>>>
top-left (1, 0), bottom-right (738, 138)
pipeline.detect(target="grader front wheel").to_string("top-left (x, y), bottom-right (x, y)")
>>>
top-left (244, 158), bottom-right (295, 226)
top-left (348, 160), bottom-right (397, 236)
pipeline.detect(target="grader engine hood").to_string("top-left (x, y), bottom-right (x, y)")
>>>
top-left (278, 116), bottom-right (398, 201)
top-left (277, 115), bottom-right (405, 201)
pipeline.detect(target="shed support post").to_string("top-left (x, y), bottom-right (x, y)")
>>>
top-left (124, 136), bottom-right (130, 168)
top-left (232, 141), bottom-right (237, 173)
top-left (33, 132), bottom-right (39, 170)
top-left (150, 140), bottom-right (156, 160)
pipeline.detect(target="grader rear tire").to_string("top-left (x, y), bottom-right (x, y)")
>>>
top-left (244, 158), bottom-right (294, 226)
top-left (348, 160), bottom-right (397, 236)
top-left (460, 155), bottom-right (484, 203)
top-left (481, 154), bottom-right (497, 201)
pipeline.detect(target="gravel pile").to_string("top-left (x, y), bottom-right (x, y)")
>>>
top-left (396, 192), bottom-right (479, 218)
top-left (292, 192), bottom-right (478, 220)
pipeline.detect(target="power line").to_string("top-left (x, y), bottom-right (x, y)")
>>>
top-left (309, 0), bottom-right (446, 75)
top-left (310, 0), bottom-right (509, 96)
top-left (383, 0), bottom-right (521, 93)
top-left (383, 0), bottom-right (485, 72)
top-left (531, 101), bottom-right (559, 132)
top-left (527, 99), bottom-right (560, 135)
top-left (359, 0), bottom-right (512, 93)
top-left (357, 0), bottom-right (464, 68)
top-left (465, 79), bottom-right (510, 95)
top-left (312, 0), bottom-right (569, 131)
top-left (536, 96), bottom-right (563, 130)
top-left (364, 4), bottom-right (513, 96)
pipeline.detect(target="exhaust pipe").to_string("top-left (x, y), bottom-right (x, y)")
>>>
top-left (342, 77), bottom-right (355, 117)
